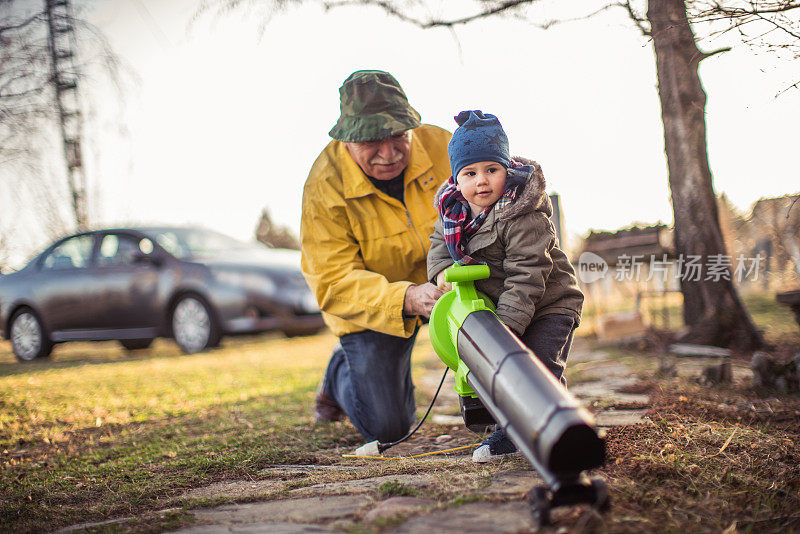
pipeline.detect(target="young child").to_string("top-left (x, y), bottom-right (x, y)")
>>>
top-left (427, 110), bottom-right (584, 462)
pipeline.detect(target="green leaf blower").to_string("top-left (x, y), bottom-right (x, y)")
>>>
top-left (428, 264), bottom-right (610, 526)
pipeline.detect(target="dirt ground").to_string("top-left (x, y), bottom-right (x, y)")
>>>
top-left (372, 379), bottom-right (800, 532)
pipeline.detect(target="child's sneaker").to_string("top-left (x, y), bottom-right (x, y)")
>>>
top-left (472, 428), bottom-right (518, 462)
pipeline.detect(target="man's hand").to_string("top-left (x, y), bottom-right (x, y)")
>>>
top-left (435, 271), bottom-right (452, 293)
top-left (403, 283), bottom-right (443, 319)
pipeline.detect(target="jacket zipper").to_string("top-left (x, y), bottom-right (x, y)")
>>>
top-left (406, 209), bottom-right (427, 256)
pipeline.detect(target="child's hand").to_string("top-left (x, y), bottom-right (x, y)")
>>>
top-left (436, 271), bottom-right (452, 293)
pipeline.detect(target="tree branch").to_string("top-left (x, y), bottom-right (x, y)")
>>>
top-left (693, 1), bottom-right (800, 41)
top-left (620, 0), bottom-right (650, 36)
top-left (750, 8), bottom-right (800, 40)
top-left (715, 2), bottom-right (800, 17)
top-left (0, 84), bottom-right (47, 100)
top-left (533, 4), bottom-right (622, 30)
top-left (0, 12), bottom-right (43, 37)
top-left (321, 0), bottom-right (631, 35)
top-left (699, 46), bottom-right (732, 61)
top-left (322, 0), bottom-right (538, 28)
top-left (775, 79), bottom-right (800, 97)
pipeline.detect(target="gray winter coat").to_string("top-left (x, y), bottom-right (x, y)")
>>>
top-left (427, 160), bottom-right (584, 335)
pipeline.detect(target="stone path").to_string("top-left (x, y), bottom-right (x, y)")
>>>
top-left (172, 471), bottom-right (544, 534)
top-left (568, 343), bottom-right (650, 428)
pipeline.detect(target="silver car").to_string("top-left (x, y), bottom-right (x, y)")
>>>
top-left (0, 226), bottom-right (324, 361)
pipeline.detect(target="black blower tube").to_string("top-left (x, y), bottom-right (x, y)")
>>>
top-left (456, 310), bottom-right (605, 485)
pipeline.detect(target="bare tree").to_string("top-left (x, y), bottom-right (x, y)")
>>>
top-left (255, 208), bottom-right (301, 250)
top-left (212, 0), bottom-right (800, 350)
top-left (0, 3), bottom-right (51, 167)
top-left (0, 2), bottom-right (73, 260)
top-left (0, 0), bottom-right (123, 263)
top-left (644, 0), bottom-right (764, 350)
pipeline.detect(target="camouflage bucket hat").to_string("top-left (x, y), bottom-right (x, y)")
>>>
top-left (329, 70), bottom-right (422, 142)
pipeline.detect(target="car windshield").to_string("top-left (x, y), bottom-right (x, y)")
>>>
top-left (142, 228), bottom-right (254, 259)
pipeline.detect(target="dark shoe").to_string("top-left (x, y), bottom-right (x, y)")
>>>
top-left (313, 379), bottom-right (345, 423)
top-left (472, 428), bottom-right (518, 463)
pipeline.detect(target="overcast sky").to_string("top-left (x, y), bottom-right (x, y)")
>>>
top-left (8, 0), bottom-right (799, 261)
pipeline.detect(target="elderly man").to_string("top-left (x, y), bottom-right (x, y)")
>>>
top-left (300, 70), bottom-right (451, 443)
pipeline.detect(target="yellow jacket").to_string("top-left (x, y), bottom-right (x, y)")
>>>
top-left (301, 124), bottom-right (452, 338)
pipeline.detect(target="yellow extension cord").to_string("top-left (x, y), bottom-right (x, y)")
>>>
top-left (342, 444), bottom-right (474, 460)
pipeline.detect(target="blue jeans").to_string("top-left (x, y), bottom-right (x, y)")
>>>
top-left (483, 314), bottom-right (577, 451)
top-left (518, 313), bottom-right (576, 386)
top-left (324, 328), bottom-right (418, 443)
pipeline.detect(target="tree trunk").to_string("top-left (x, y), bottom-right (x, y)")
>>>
top-left (647, 0), bottom-right (764, 352)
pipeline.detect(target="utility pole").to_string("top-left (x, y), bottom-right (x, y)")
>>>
top-left (44, 0), bottom-right (87, 230)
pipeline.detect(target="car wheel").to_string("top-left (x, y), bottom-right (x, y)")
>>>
top-left (171, 295), bottom-right (219, 354)
top-left (119, 338), bottom-right (154, 351)
top-left (10, 309), bottom-right (53, 362)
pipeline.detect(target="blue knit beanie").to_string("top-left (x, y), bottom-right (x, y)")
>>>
top-left (448, 110), bottom-right (510, 178)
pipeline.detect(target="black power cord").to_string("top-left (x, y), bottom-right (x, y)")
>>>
top-left (377, 366), bottom-right (449, 453)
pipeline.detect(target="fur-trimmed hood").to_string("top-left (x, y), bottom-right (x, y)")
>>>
top-left (433, 156), bottom-right (551, 220)
top-left (499, 157), bottom-right (551, 221)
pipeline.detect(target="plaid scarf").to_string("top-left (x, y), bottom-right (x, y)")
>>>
top-left (438, 162), bottom-right (531, 265)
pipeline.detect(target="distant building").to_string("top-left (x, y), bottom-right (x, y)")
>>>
top-left (582, 224), bottom-right (674, 268)
top-left (719, 193), bottom-right (800, 292)
top-left (578, 223), bottom-right (679, 333)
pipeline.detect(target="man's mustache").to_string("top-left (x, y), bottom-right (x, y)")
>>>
top-left (370, 154), bottom-right (404, 165)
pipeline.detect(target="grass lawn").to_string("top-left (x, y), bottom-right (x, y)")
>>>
top-left (0, 332), bottom-right (368, 532)
top-left (742, 292), bottom-right (800, 347)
